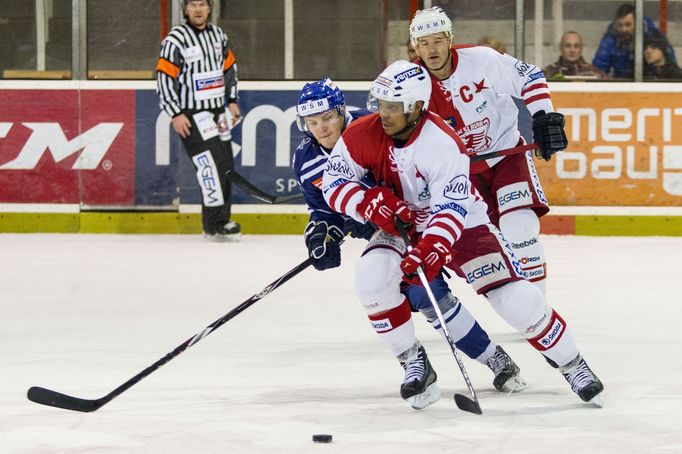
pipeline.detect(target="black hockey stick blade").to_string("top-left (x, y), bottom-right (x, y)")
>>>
top-left (27, 386), bottom-right (104, 413)
top-left (225, 169), bottom-right (303, 204)
top-left (454, 393), bottom-right (483, 415)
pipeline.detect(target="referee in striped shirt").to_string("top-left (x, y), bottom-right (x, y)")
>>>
top-left (156, 0), bottom-right (241, 242)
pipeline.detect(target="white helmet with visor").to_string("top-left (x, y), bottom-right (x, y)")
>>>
top-left (367, 60), bottom-right (432, 114)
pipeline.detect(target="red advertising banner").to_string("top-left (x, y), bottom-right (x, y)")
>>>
top-left (0, 90), bottom-right (135, 205)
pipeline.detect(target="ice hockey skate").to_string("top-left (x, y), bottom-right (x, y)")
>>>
top-left (203, 221), bottom-right (241, 242)
top-left (560, 354), bottom-right (604, 407)
top-left (399, 346), bottom-right (440, 410)
top-left (485, 346), bottom-right (528, 393)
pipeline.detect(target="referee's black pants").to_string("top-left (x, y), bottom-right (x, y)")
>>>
top-left (180, 108), bottom-right (234, 234)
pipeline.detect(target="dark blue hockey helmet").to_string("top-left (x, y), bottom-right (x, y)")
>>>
top-left (296, 78), bottom-right (346, 132)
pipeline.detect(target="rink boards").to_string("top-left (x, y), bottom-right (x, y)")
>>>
top-left (0, 81), bottom-right (680, 235)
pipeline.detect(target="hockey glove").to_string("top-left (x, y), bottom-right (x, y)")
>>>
top-left (532, 111), bottom-right (568, 161)
top-left (343, 217), bottom-right (377, 241)
top-left (356, 186), bottom-right (415, 236)
top-left (400, 235), bottom-right (453, 285)
top-left (304, 221), bottom-right (345, 271)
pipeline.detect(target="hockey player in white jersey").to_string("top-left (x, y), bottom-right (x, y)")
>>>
top-left (321, 60), bottom-right (603, 407)
top-left (293, 78), bottom-right (526, 409)
top-left (409, 7), bottom-right (568, 295)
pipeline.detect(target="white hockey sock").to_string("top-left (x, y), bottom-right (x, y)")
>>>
top-left (368, 299), bottom-right (420, 357)
top-left (526, 309), bottom-right (579, 367)
top-left (499, 209), bottom-right (547, 296)
top-left (486, 280), bottom-right (579, 367)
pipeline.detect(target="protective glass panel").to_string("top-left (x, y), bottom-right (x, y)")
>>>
top-left (293, 0), bottom-right (384, 80)
top-left (217, 0), bottom-right (284, 80)
top-left (433, 0), bottom-right (516, 56)
top-left (522, 0), bottom-right (643, 82)
top-left (87, 0), bottom-right (159, 79)
top-left (0, 0), bottom-right (72, 79)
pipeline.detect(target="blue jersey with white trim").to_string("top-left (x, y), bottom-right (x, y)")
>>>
top-left (292, 109), bottom-right (375, 238)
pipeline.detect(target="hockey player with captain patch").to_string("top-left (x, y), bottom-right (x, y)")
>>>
top-left (409, 7), bottom-right (568, 295)
top-left (321, 60), bottom-right (604, 408)
top-left (292, 78), bottom-right (527, 409)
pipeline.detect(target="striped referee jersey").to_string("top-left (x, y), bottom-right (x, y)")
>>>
top-left (156, 23), bottom-right (238, 117)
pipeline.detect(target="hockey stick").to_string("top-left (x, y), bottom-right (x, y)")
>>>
top-left (470, 142), bottom-right (538, 163)
top-left (226, 169), bottom-right (304, 204)
top-left (27, 258), bottom-right (313, 412)
top-left (396, 221), bottom-right (483, 415)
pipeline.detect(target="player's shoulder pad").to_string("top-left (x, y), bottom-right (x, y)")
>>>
top-left (338, 114), bottom-right (384, 166)
top-left (453, 44), bottom-right (500, 59)
top-left (452, 43), bottom-right (481, 51)
top-left (424, 112), bottom-right (468, 152)
top-left (292, 137), bottom-right (315, 170)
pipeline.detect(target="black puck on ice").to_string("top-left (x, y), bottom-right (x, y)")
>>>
top-left (312, 434), bottom-right (332, 443)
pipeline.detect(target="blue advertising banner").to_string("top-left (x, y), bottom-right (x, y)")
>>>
top-left (133, 87), bottom-right (530, 207)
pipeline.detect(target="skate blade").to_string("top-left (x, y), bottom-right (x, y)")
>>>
top-left (587, 394), bottom-right (604, 408)
top-left (500, 376), bottom-right (528, 394)
top-left (203, 233), bottom-right (241, 243)
top-left (406, 383), bottom-right (441, 410)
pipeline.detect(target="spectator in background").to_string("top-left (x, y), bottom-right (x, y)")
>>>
top-left (478, 36), bottom-right (506, 54)
top-left (407, 38), bottom-right (418, 61)
top-left (644, 35), bottom-right (682, 80)
top-left (544, 31), bottom-right (607, 80)
top-left (593, 3), bottom-right (675, 79)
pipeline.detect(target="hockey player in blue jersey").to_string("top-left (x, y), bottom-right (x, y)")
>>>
top-left (292, 78), bottom-right (527, 408)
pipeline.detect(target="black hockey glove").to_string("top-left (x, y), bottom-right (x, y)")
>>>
top-left (532, 111), bottom-right (568, 161)
top-left (343, 217), bottom-right (377, 241)
top-left (304, 221), bottom-right (345, 271)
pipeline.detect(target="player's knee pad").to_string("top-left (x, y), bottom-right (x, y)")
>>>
top-left (499, 208), bottom-right (540, 239)
top-left (486, 280), bottom-right (550, 335)
top-left (355, 247), bottom-right (404, 316)
top-left (499, 209), bottom-right (547, 284)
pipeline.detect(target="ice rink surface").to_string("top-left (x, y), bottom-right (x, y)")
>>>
top-left (1, 233), bottom-right (681, 454)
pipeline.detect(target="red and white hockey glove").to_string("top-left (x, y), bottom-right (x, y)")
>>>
top-left (400, 235), bottom-right (453, 284)
top-left (356, 186), bottom-right (415, 236)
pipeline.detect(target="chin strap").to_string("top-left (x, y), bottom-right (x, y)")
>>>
top-left (392, 111), bottom-right (425, 138)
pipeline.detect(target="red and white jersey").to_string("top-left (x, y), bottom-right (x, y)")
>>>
top-left (426, 45), bottom-right (554, 174)
top-left (322, 112), bottom-right (490, 247)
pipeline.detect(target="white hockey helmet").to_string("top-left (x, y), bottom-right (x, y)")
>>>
top-left (367, 60), bottom-right (432, 114)
top-left (409, 7), bottom-right (453, 44)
